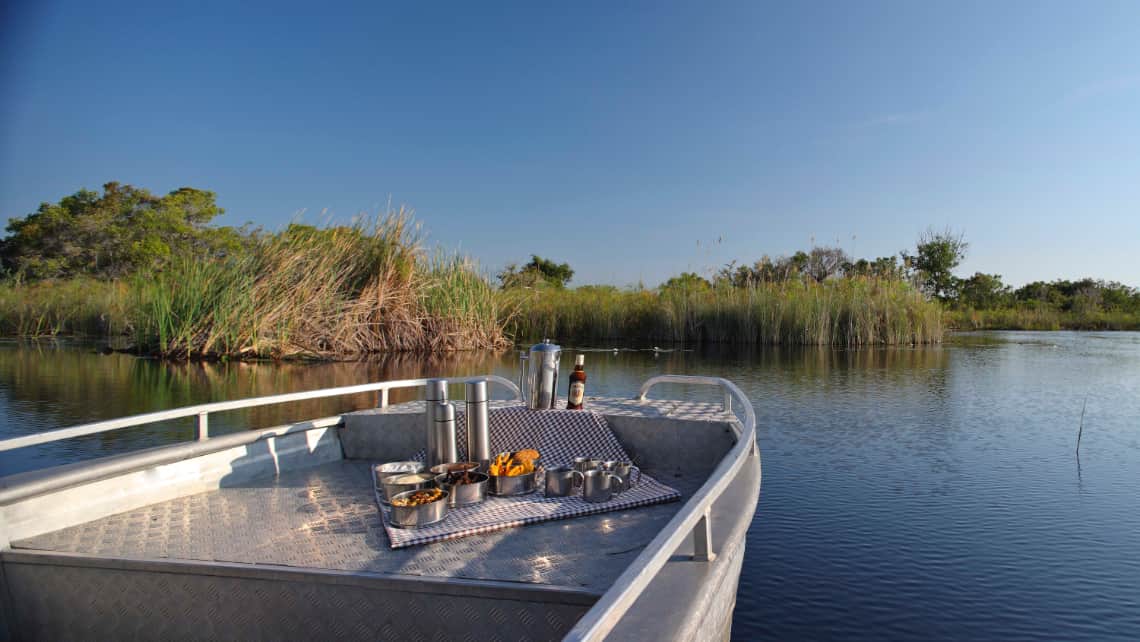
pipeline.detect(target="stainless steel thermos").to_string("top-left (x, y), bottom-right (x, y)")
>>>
top-left (464, 379), bottom-right (491, 467)
top-left (424, 379), bottom-right (453, 467)
top-left (430, 401), bottom-right (458, 467)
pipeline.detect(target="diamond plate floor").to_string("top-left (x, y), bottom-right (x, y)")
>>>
top-left (12, 460), bottom-right (702, 594)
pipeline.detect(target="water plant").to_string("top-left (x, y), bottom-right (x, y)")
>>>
top-left (502, 277), bottom-right (943, 346)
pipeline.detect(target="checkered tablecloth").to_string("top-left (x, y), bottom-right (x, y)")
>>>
top-left (374, 406), bottom-right (682, 548)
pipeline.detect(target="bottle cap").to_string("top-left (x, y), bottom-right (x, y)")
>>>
top-left (575, 354), bottom-right (584, 366)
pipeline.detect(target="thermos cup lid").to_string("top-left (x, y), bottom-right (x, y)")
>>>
top-left (465, 379), bottom-right (489, 402)
top-left (425, 378), bottom-right (448, 401)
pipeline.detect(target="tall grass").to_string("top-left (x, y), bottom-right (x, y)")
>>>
top-left (945, 307), bottom-right (1140, 331)
top-left (0, 278), bottom-right (130, 337)
top-left (503, 278), bottom-right (942, 346)
top-left (128, 209), bottom-right (508, 358)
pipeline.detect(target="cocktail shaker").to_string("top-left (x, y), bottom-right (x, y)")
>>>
top-left (464, 379), bottom-right (491, 468)
top-left (522, 339), bottom-right (561, 410)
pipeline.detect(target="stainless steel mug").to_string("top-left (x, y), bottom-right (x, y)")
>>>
top-left (544, 466), bottom-right (584, 497)
top-left (573, 457), bottom-right (602, 473)
top-left (582, 469), bottom-right (623, 503)
top-left (601, 460), bottom-right (640, 492)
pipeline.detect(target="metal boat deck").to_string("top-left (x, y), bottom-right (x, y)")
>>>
top-left (10, 459), bottom-right (703, 594)
top-left (0, 378), bottom-right (759, 641)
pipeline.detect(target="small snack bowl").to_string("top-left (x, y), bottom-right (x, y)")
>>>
top-left (435, 471), bottom-right (489, 507)
top-left (429, 461), bottom-right (482, 476)
top-left (374, 461), bottom-right (425, 488)
top-left (388, 488), bottom-right (449, 528)
top-left (380, 472), bottom-right (436, 505)
top-left (488, 470), bottom-right (538, 496)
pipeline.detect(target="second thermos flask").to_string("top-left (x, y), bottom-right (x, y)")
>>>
top-left (425, 379), bottom-right (456, 467)
top-left (465, 379), bottom-right (491, 467)
top-left (431, 401), bottom-right (458, 467)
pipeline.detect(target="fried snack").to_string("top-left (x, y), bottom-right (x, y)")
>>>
top-left (514, 448), bottom-right (540, 463)
top-left (391, 488), bottom-right (444, 507)
top-left (489, 450), bottom-right (539, 477)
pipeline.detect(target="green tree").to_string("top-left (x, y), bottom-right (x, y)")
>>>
top-left (805, 246), bottom-right (850, 283)
top-left (905, 229), bottom-right (968, 302)
top-left (498, 255), bottom-right (574, 289)
top-left (958, 272), bottom-right (1010, 309)
top-left (1, 182), bottom-right (232, 280)
top-left (661, 271), bottom-right (711, 293)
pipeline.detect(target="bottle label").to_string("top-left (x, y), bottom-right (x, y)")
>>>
top-left (569, 382), bottom-right (585, 406)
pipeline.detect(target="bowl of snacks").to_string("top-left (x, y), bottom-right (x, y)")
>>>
top-left (380, 472), bottom-right (436, 505)
top-left (487, 449), bottom-right (542, 496)
top-left (434, 470), bottom-right (489, 507)
top-left (388, 488), bottom-right (449, 528)
top-left (374, 461), bottom-right (425, 488)
top-left (429, 461), bottom-right (482, 476)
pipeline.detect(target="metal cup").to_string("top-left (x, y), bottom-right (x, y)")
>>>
top-left (601, 461), bottom-right (640, 492)
top-left (573, 457), bottom-right (602, 473)
top-left (582, 469), bottom-right (624, 503)
top-left (545, 466), bottom-right (585, 497)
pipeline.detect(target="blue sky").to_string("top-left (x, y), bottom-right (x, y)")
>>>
top-left (2, 1), bottom-right (1139, 287)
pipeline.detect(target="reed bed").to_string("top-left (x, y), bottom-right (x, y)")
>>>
top-left (945, 308), bottom-right (1140, 331)
top-left (0, 278), bottom-right (130, 337)
top-left (502, 278), bottom-right (943, 346)
top-left (127, 210), bottom-right (509, 359)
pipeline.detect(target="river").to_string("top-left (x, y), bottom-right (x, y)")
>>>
top-left (1, 332), bottom-right (1138, 640)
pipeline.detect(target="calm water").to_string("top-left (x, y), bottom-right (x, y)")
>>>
top-left (2, 333), bottom-right (1139, 640)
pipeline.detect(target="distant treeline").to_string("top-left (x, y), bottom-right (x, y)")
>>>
top-left (1, 183), bottom-right (1136, 358)
top-left (499, 231), bottom-right (1140, 337)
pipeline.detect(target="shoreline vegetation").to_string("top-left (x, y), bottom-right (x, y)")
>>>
top-left (1, 183), bottom-right (1137, 359)
top-left (502, 279), bottom-right (943, 346)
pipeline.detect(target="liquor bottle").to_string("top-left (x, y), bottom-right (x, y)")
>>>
top-left (567, 355), bottom-right (586, 410)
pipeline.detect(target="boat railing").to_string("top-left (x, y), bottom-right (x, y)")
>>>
top-left (564, 374), bottom-right (758, 641)
top-left (0, 375), bottom-right (522, 453)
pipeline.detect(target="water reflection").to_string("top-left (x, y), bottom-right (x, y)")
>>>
top-left (0, 342), bottom-right (509, 475)
top-left (3, 335), bottom-right (1140, 641)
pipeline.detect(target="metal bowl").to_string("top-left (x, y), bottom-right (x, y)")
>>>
top-left (388, 489), bottom-right (449, 528)
top-left (373, 461), bottom-right (425, 489)
top-left (380, 472), bottom-right (436, 505)
top-left (429, 461), bottom-right (482, 476)
top-left (487, 470), bottom-right (539, 496)
top-left (435, 472), bottom-right (489, 507)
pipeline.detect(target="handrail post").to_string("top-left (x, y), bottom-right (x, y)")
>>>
top-left (693, 509), bottom-right (716, 562)
top-left (196, 412), bottom-right (209, 441)
top-left (378, 388), bottom-right (389, 408)
top-left (723, 390), bottom-right (732, 414)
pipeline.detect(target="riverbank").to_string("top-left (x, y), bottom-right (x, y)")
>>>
top-left (503, 279), bottom-right (943, 346)
top-left (0, 212), bottom-right (509, 359)
top-left (944, 307), bottom-right (1140, 331)
top-left (9, 271), bottom-right (1140, 358)
top-left (1, 276), bottom-right (944, 357)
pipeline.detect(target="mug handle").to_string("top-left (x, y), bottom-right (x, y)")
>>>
top-left (631, 465), bottom-right (641, 487)
top-left (571, 470), bottom-right (585, 488)
top-left (607, 473), bottom-right (624, 495)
